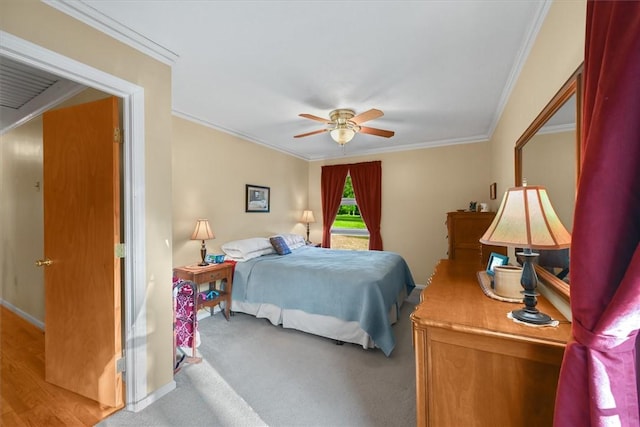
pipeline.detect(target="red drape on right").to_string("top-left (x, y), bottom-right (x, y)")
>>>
top-left (350, 161), bottom-right (383, 250)
top-left (553, 2), bottom-right (640, 426)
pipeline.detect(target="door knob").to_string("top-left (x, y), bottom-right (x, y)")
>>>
top-left (35, 258), bottom-right (52, 267)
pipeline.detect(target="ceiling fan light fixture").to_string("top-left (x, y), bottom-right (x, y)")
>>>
top-left (330, 126), bottom-right (356, 145)
top-left (295, 108), bottom-right (392, 143)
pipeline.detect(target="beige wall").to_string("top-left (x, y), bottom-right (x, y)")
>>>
top-left (1, 0), bottom-right (175, 395)
top-left (309, 142), bottom-right (491, 283)
top-left (0, 118), bottom-right (45, 320)
top-left (524, 130), bottom-right (576, 231)
top-left (172, 117), bottom-right (309, 267)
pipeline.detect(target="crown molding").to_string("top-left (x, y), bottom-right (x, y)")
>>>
top-left (43, 0), bottom-right (179, 66)
top-left (486, 0), bottom-right (553, 139)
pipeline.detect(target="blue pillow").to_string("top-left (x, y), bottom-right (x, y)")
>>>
top-left (269, 236), bottom-right (291, 255)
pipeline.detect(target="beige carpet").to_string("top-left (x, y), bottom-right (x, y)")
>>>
top-left (195, 297), bottom-right (418, 426)
top-left (99, 289), bottom-right (420, 426)
top-left (97, 359), bottom-right (266, 426)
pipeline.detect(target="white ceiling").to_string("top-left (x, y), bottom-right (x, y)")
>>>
top-left (40, 1), bottom-right (551, 160)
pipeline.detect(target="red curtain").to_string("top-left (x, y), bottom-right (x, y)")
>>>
top-left (350, 161), bottom-right (383, 250)
top-left (320, 164), bottom-right (349, 247)
top-left (554, 2), bottom-right (640, 426)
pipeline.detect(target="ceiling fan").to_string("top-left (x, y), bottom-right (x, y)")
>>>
top-left (294, 108), bottom-right (395, 145)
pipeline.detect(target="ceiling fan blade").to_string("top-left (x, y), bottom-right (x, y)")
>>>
top-left (359, 126), bottom-right (395, 138)
top-left (351, 108), bottom-right (384, 125)
top-left (299, 113), bottom-right (331, 124)
top-left (294, 128), bottom-right (328, 138)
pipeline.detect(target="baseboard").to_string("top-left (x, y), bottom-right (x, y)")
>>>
top-left (0, 299), bottom-right (45, 330)
top-left (125, 379), bottom-right (176, 413)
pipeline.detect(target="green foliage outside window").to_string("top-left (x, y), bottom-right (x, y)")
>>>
top-left (334, 176), bottom-right (365, 228)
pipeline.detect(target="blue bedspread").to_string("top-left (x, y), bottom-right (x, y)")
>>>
top-left (232, 246), bottom-right (415, 356)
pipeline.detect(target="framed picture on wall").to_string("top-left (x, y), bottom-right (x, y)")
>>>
top-left (490, 182), bottom-right (497, 200)
top-left (245, 184), bottom-right (270, 213)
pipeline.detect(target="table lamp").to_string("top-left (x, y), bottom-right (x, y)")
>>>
top-left (191, 219), bottom-right (215, 266)
top-left (300, 210), bottom-right (316, 243)
top-left (479, 185), bottom-right (571, 325)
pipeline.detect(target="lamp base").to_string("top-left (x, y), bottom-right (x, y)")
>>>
top-left (512, 248), bottom-right (553, 325)
top-left (511, 308), bottom-right (553, 325)
top-left (199, 241), bottom-right (209, 266)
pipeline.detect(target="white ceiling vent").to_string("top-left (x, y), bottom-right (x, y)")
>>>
top-left (0, 55), bottom-right (85, 134)
top-left (0, 56), bottom-right (60, 109)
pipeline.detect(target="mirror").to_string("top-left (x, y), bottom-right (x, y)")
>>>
top-left (514, 64), bottom-right (583, 302)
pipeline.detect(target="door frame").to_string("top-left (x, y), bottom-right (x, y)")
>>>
top-left (1, 31), bottom-right (151, 411)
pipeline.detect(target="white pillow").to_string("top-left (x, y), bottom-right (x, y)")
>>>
top-left (273, 233), bottom-right (306, 250)
top-left (221, 237), bottom-right (275, 261)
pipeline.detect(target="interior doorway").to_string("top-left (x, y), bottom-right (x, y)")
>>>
top-left (1, 31), bottom-right (148, 410)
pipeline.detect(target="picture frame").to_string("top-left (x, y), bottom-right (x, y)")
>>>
top-left (245, 184), bottom-right (270, 213)
top-left (490, 182), bottom-right (497, 200)
top-left (486, 252), bottom-right (509, 276)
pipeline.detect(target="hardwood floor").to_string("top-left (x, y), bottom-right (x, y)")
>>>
top-left (1, 306), bottom-right (121, 426)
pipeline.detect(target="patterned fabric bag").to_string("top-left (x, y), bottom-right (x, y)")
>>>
top-left (173, 277), bottom-right (197, 348)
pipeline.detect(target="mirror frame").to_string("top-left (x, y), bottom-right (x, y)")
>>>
top-left (514, 63), bottom-right (583, 302)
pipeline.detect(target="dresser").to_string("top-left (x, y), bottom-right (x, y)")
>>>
top-left (411, 260), bottom-right (571, 426)
top-left (446, 211), bottom-right (506, 265)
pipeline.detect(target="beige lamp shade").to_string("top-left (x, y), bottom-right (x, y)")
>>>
top-left (480, 186), bottom-right (571, 249)
top-left (300, 210), bottom-right (316, 223)
top-left (190, 219), bottom-right (215, 241)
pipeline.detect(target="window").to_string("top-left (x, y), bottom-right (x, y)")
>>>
top-left (331, 176), bottom-right (369, 250)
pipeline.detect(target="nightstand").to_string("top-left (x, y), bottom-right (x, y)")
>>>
top-left (173, 262), bottom-right (234, 367)
top-left (173, 262), bottom-right (234, 320)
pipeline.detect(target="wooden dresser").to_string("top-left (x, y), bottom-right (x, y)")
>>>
top-left (411, 260), bottom-right (571, 426)
top-left (446, 211), bottom-right (506, 265)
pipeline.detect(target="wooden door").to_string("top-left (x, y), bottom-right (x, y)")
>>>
top-left (42, 97), bottom-right (123, 408)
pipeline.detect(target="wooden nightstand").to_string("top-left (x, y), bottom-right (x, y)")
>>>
top-left (173, 262), bottom-right (234, 320)
top-left (173, 262), bottom-right (234, 367)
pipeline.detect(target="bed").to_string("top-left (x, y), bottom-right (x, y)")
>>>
top-left (222, 234), bottom-right (415, 356)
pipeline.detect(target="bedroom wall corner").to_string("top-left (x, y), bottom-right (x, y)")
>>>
top-left (308, 141), bottom-right (492, 284)
top-left (171, 116), bottom-right (310, 267)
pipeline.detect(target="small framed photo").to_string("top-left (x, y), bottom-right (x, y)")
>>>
top-left (490, 182), bottom-right (497, 200)
top-left (486, 252), bottom-right (509, 276)
top-left (246, 184), bottom-right (270, 213)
